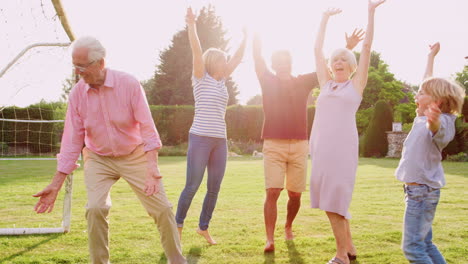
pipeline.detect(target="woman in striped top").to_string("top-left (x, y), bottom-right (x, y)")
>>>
top-left (175, 7), bottom-right (247, 245)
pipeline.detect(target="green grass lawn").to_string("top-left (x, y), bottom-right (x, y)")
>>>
top-left (0, 157), bottom-right (467, 264)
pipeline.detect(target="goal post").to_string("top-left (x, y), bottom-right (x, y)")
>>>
top-left (0, 173), bottom-right (73, 235)
top-left (0, 0), bottom-right (76, 236)
top-left (0, 116), bottom-right (75, 236)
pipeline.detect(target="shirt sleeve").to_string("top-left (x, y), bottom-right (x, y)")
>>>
top-left (131, 79), bottom-right (162, 152)
top-left (192, 72), bottom-right (206, 87)
top-left (258, 70), bottom-right (275, 92)
top-left (56, 93), bottom-right (84, 175)
top-left (298, 72), bottom-right (319, 94)
top-left (432, 114), bottom-right (456, 151)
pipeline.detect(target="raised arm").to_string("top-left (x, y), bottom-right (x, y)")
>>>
top-left (423, 42), bottom-right (440, 80)
top-left (225, 28), bottom-right (247, 77)
top-left (352, 0), bottom-right (385, 95)
top-left (315, 8), bottom-right (342, 88)
top-left (253, 33), bottom-right (268, 77)
top-left (186, 7), bottom-right (204, 79)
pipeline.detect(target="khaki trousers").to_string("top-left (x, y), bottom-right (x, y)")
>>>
top-left (83, 145), bottom-right (186, 264)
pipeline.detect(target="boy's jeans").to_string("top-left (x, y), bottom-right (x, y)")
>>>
top-left (402, 184), bottom-right (446, 264)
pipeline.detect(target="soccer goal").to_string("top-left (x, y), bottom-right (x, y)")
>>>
top-left (0, 0), bottom-right (75, 235)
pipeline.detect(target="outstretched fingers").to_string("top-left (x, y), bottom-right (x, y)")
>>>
top-left (345, 28), bottom-right (366, 50)
top-left (34, 199), bottom-right (52, 214)
top-left (352, 28), bottom-right (365, 40)
top-left (325, 7), bottom-right (342, 17)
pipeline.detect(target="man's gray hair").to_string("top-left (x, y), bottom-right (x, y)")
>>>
top-left (72, 36), bottom-right (106, 61)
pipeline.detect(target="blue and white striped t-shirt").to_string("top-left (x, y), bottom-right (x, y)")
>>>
top-left (189, 73), bottom-right (229, 139)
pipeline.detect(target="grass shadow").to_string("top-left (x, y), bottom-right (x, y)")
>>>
top-left (263, 251), bottom-right (275, 264)
top-left (158, 252), bottom-right (167, 264)
top-left (285, 240), bottom-right (304, 264)
top-left (187, 246), bottom-right (202, 264)
top-left (158, 246), bottom-right (202, 264)
top-left (0, 233), bottom-right (61, 263)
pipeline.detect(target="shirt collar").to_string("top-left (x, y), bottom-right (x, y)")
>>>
top-left (85, 68), bottom-right (114, 91)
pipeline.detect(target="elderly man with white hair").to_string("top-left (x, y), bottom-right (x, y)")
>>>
top-left (33, 36), bottom-right (186, 264)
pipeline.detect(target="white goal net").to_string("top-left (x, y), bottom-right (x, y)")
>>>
top-left (0, 0), bottom-right (74, 235)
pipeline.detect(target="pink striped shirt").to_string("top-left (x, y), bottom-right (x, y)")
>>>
top-left (57, 69), bottom-right (162, 174)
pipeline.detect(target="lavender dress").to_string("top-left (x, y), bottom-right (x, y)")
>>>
top-left (309, 80), bottom-right (362, 219)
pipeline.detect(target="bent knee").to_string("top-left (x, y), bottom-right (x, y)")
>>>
top-left (147, 203), bottom-right (174, 219)
top-left (287, 191), bottom-right (302, 199)
top-left (266, 188), bottom-right (283, 195)
top-left (85, 206), bottom-right (110, 219)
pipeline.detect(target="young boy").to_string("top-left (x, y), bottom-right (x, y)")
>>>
top-left (395, 42), bottom-right (465, 264)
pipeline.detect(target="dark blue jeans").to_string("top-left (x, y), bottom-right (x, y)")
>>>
top-left (402, 184), bottom-right (446, 264)
top-left (176, 133), bottom-right (227, 230)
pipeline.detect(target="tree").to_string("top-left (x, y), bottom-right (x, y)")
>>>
top-left (463, 96), bottom-right (468, 122)
top-left (246, 94), bottom-right (262, 105)
top-left (454, 65), bottom-right (468, 95)
top-left (363, 100), bottom-right (393, 157)
top-left (355, 51), bottom-right (406, 109)
top-left (146, 5), bottom-right (239, 106)
top-left (60, 75), bottom-right (75, 102)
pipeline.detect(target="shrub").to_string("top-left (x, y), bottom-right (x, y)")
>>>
top-left (462, 96), bottom-right (468, 122)
top-left (402, 123), bottom-right (413, 133)
top-left (445, 152), bottom-right (468, 162)
top-left (394, 102), bottom-right (416, 124)
top-left (356, 108), bottom-right (374, 135)
top-left (307, 106), bottom-right (316, 138)
top-left (226, 105), bottom-right (264, 142)
top-left (358, 135), bottom-right (366, 157)
top-left (150, 105), bottom-right (194, 146)
top-left (228, 139), bottom-right (263, 155)
top-left (158, 143), bottom-right (188, 156)
top-left (363, 100), bottom-right (393, 157)
top-left (442, 117), bottom-right (468, 158)
top-left (151, 105), bottom-right (267, 145)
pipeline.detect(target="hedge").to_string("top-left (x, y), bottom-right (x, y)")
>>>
top-left (150, 105), bottom-right (316, 145)
top-left (1, 104), bottom-right (318, 152)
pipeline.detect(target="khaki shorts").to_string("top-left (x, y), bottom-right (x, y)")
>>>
top-left (263, 139), bottom-right (308, 193)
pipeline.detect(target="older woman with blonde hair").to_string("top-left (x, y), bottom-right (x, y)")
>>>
top-left (309, 1), bottom-right (386, 263)
top-left (175, 7), bottom-right (247, 245)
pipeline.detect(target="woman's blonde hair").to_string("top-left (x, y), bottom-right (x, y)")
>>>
top-left (202, 48), bottom-right (227, 76)
top-left (328, 48), bottom-right (357, 74)
top-left (421, 77), bottom-right (466, 114)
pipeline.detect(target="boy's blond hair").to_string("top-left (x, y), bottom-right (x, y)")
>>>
top-left (202, 48), bottom-right (227, 77)
top-left (421, 77), bottom-right (466, 114)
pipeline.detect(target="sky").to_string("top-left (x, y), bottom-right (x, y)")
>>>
top-left (1, 0), bottom-right (467, 107)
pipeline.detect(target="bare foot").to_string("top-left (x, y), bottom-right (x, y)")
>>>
top-left (264, 241), bottom-right (275, 253)
top-left (285, 226), bottom-right (294, 240)
top-left (196, 228), bottom-right (217, 245)
top-left (177, 227), bottom-right (183, 241)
